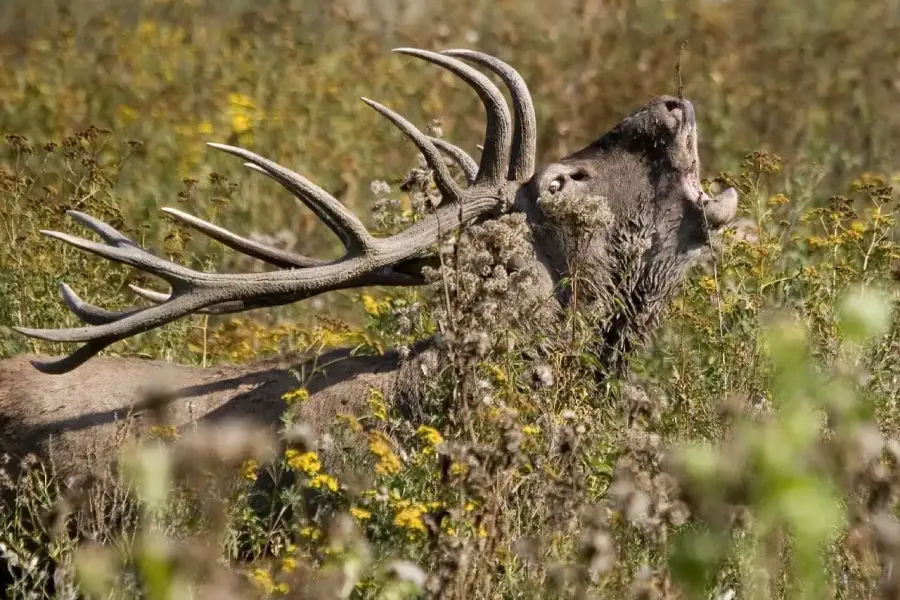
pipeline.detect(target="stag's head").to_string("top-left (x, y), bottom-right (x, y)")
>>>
top-left (517, 95), bottom-right (736, 301)
top-left (14, 49), bottom-right (737, 376)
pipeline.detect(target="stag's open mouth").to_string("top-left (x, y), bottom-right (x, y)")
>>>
top-left (679, 99), bottom-right (738, 231)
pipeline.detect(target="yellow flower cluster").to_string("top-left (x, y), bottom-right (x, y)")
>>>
top-left (361, 293), bottom-right (381, 315)
top-left (393, 505), bottom-right (427, 533)
top-left (227, 93), bottom-right (264, 140)
top-left (334, 413), bottom-right (363, 433)
top-left (367, 389), bottom-right (388, 421)
top-left (416, 425), bottom-right (444, 447)
top-left (368, 431), bottom-right (402, 475)
top-left (282, 387), bottom-right (310, 405)
top-left (281, 556), bottom-right (297, 574)
top-left (350, 507), bottom-right (373, 521)
top-left (241, 459), bottom-right (259, 482)
top-left (309, 474), bottom-right (339, 492)
top-left (360, 293), bottom-right (398, 317)
top-left (286, 450), bottom-right (320, 476)
top-left (249, 568), bottom-right (288, 595)
top-left (148, 425), bottom-right (180, 441)
top-left (767, 193), bottom-right (790, 207)
top-left (450, 462), bottom-right (468, 476)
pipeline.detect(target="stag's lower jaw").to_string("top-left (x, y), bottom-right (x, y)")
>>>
top-left (700, 187), bottom-right (739, 230)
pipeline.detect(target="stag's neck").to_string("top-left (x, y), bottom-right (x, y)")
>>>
top-left (583, 228), bottom-right (699, 377)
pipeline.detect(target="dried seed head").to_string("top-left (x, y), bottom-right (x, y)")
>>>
top-left (532, 363), bottom-right (555, 388)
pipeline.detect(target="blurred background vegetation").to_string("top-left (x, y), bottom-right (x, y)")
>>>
top-left (2, 0), bottom-right (900, 339)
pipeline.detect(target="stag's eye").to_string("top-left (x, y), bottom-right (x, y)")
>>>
top-left (548, 179), bottom-right (561, 194)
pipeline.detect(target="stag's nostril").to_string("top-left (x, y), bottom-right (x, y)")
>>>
top-left (664, 100), bottom-right (683, 125)
top-left (663, 99), bottom-right (687, 129)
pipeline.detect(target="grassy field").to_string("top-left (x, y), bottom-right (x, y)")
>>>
top-left (3, 0), bottom-right (900, 598)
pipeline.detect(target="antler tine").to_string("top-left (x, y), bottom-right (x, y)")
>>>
top-left (128, 285), bottom-right (289, 315)
top-left (429, 137), bottom-right (478, 185)
top-left (66, 211), bottom-right (134, 245)
top-left (360, 98), bottom-right (464, 204)
top-left (208, 143), bottom-right (377, 255)
top-left (31, 341), bottom-right (120, 375)
top-left (59, 283), bottom-right (143, 325)
top-left (442, 49), bottom-right (537, 182)
top-left (161, 207), bottom-right (327, 269)
top-left (39, 212), bottom-right (203, 287)
top-left (393, 48), bottom-right (512, 188)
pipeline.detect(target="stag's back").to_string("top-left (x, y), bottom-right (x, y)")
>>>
top-left (0, 346), bottom-right (417, 481)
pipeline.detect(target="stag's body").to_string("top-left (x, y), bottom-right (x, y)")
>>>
top-left (0, 48), bottom-right (738, 486)
top-left (0, 346), bottom-right (428, 482)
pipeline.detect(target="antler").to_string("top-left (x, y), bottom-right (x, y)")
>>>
top-left (14, 49), bottom-right (538, 374)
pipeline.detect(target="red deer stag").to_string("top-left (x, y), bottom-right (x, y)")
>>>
top-left (0, 48), bottom-right (738, 484)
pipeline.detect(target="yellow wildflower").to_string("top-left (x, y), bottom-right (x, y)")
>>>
top-left (241, 459), bottom-right (259, 482)
top-left (484, 363), bottom-right (507, 384)
top-left (116, 104), bottom-right (140, 123)
top-left (196, 120), bottom-right (214, 135)
top-left (231, 113), bottom-right (252, 135)
top-left (299, 526), bottom-right (321, 540)
top-left (136, 20), bottom-right (157, 38)
top-left (335, 413), bottom-right (363, 433)
top-left (450, 462), bottom-right (468, 476)
top-left (367, 389), bottom-right (388, 421)
top-left (282, 387), bottom-right (310, 405)
top-left (350, 507), bottom-right (373, 521)
top-left (361, 293), bottom-right (380, 315)
top-left (310, 474), bottom-right (339, 492)
top-left (522, 425), bottom-right (541, 436)
top-left (416, 425), bottom-right (444, 447)
top-left (148, 425), bottom-right (179, 441)
top-left (228, 93), bottom-right (255, 108)
top-left (368, 432), bottom-right (402, 475)
top-left (767, 193), bottom-right (789, 206)
top-left (394, 505), bottom-right (427, 533)
top-left (281, 556), bottom-right (298, 574)
top-left (807, 235), bottom-right (829, 249)
top-left (248, 568), bottom-right (287, 595)
top-left (465, 501), bottom-right (476, 512)
top-left (698, 276), bottom-right (717, 294)
top-left (286, 450), bottom-right (320, 476)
